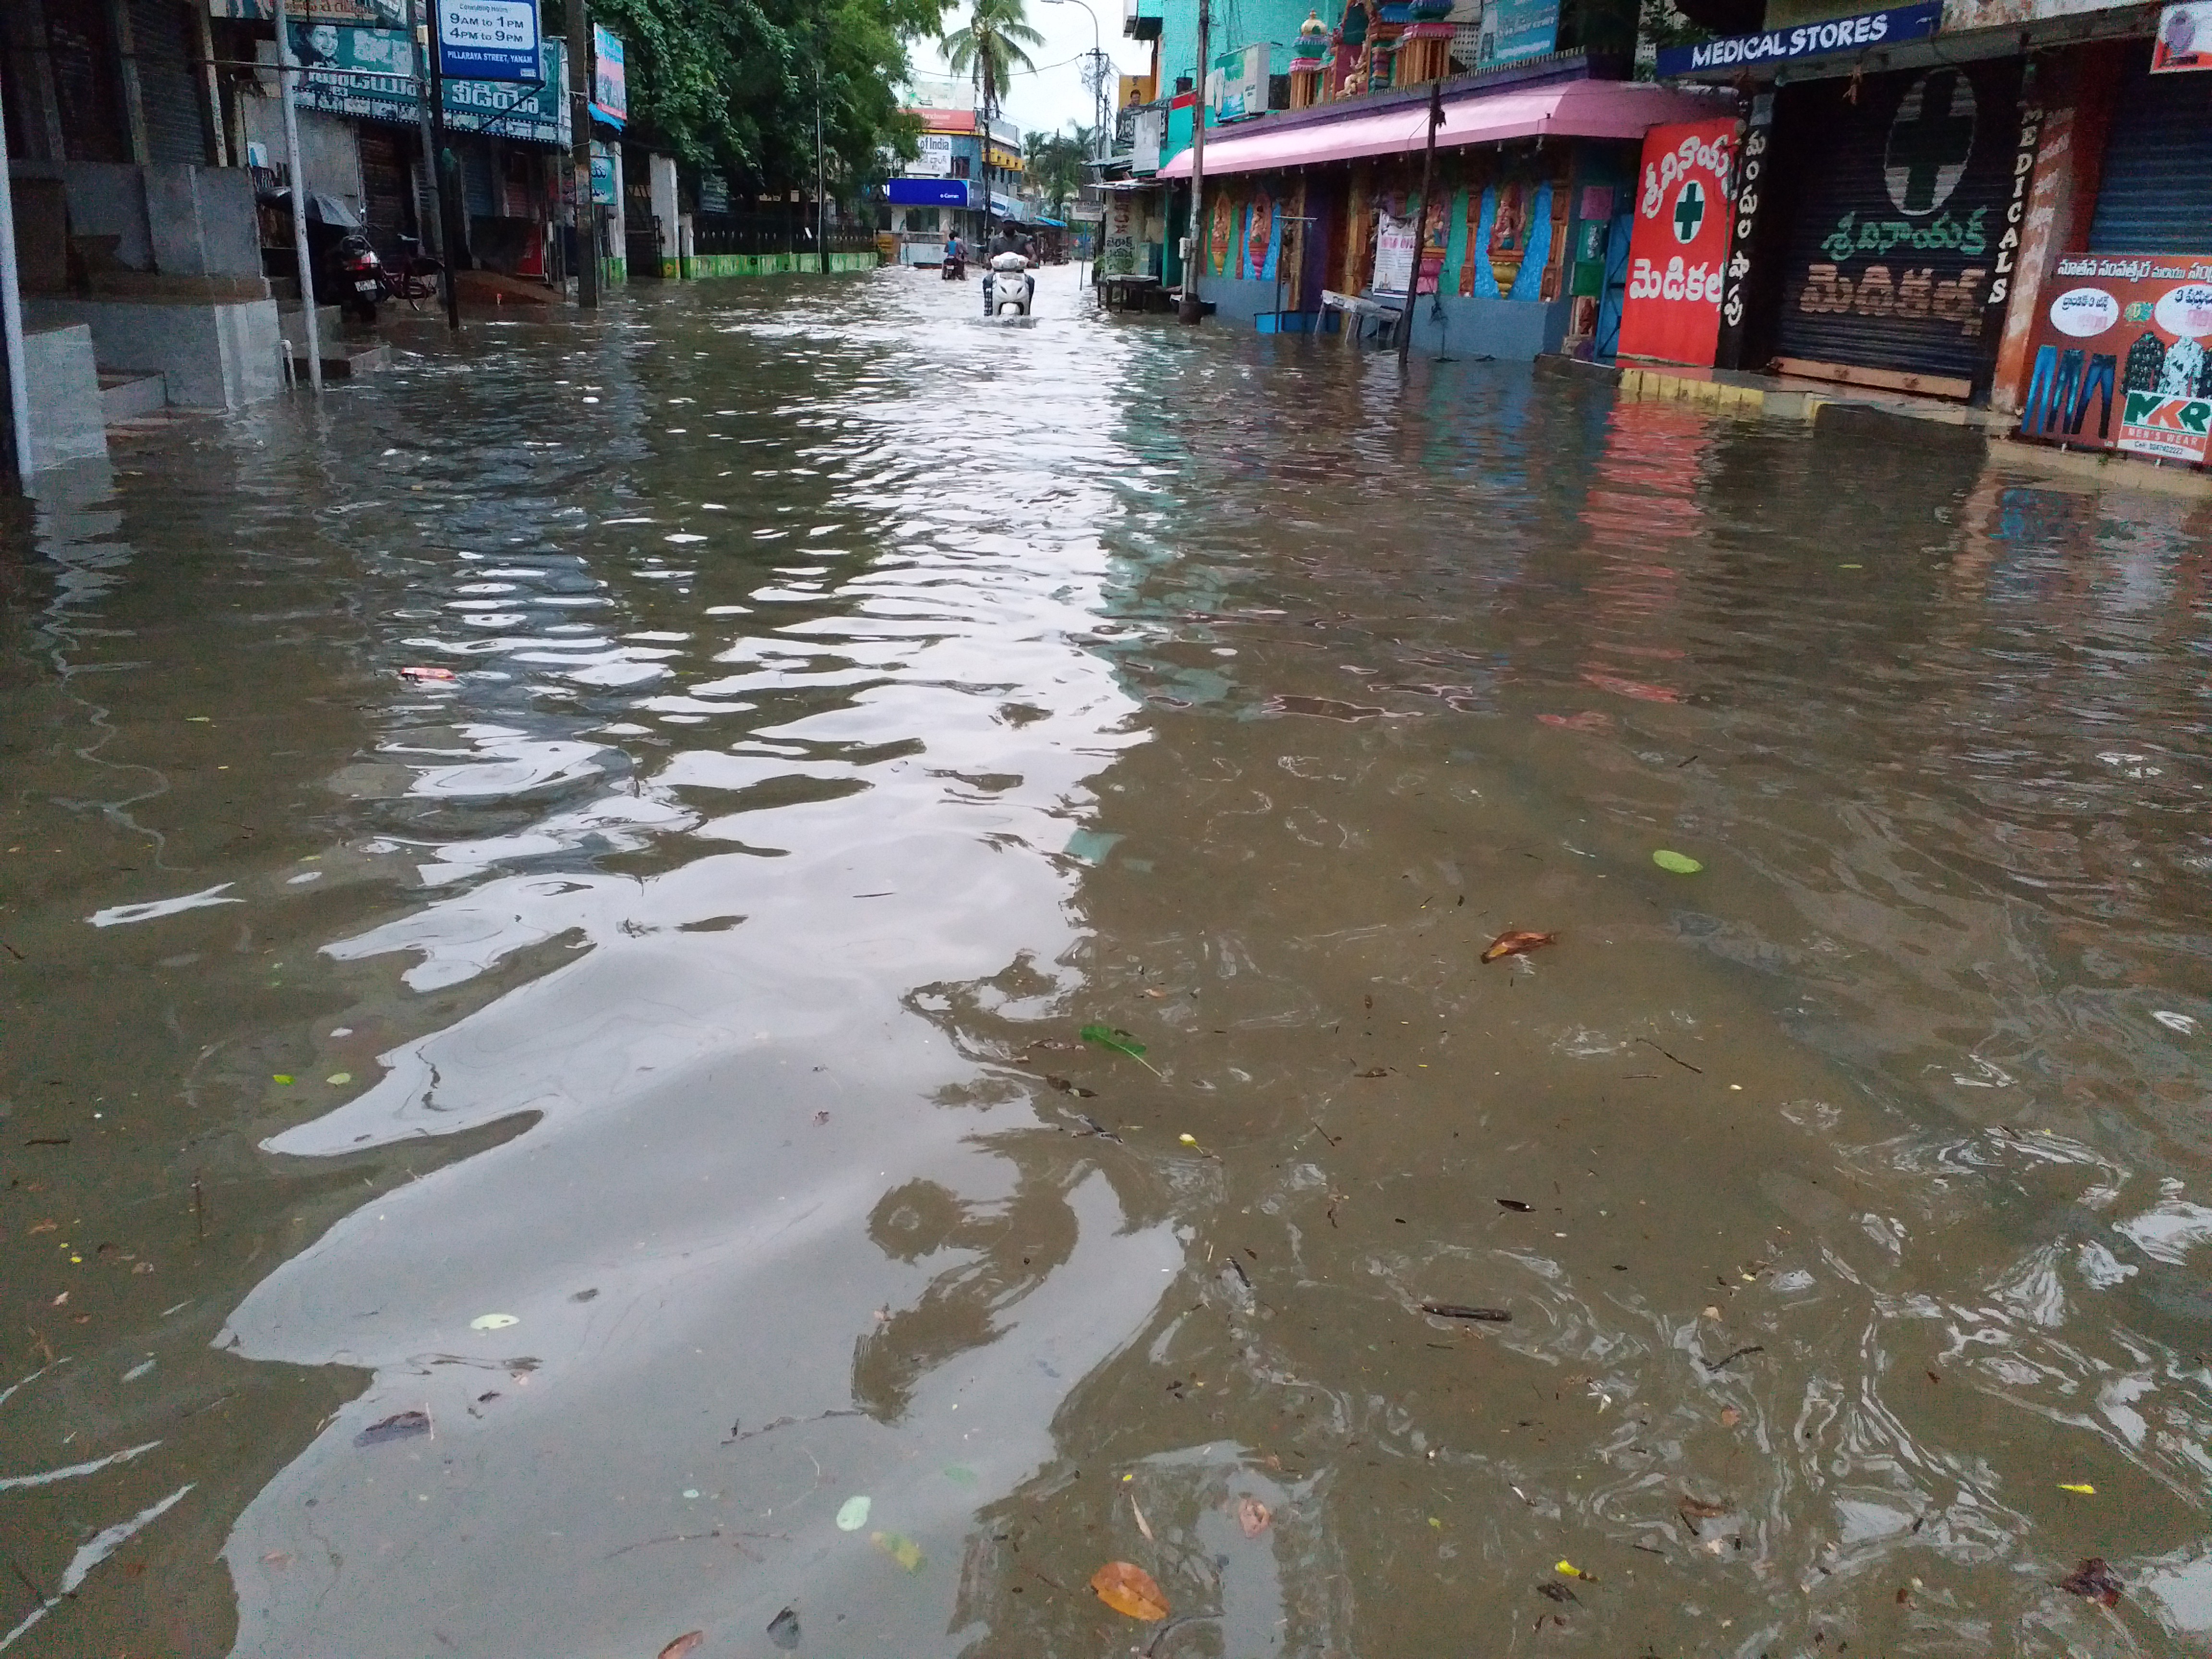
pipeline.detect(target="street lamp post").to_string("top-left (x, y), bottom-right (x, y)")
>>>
top-left (1038, 0), bottom-right (1108, 160)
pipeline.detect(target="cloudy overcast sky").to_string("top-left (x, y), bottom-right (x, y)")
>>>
top-left (914, 1), bottom-right (1157, 139)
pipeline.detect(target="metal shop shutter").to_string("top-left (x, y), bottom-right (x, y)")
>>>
top-left (130, 0), bottom-right (212, 164)
top-left (460, 137), bottom-right (498, 219)
top-left (1771, 60), bottom-right (2025, 386)
top-left (2087, 52), bottom-right (2212, 252)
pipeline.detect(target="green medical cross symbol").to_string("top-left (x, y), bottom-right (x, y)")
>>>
top-left (1672, 180), bottom-right (1705, 243)
top-left (1889, 71), bottom-right (1976, 213)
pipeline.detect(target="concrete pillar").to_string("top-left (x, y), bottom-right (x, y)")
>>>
top-left (649, 152), bottom-right (677, 276)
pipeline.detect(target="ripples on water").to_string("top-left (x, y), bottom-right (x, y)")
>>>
top-left (1, 265), bottom-right (2210, 1656)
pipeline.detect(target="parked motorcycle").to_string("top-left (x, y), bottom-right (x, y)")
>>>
top-left (983, 252), bottom-right (1034, 319)
top-left (267, 189), bottom-right (387, 324)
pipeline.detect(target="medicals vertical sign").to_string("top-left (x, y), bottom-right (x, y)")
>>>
top-left (435, 0), bottom-right (539, 80)
top-left (1618, 120), bottom-right (1736, 366)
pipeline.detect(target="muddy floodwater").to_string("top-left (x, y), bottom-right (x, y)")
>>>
top-left (4, 266), bottom-right (2212, 1659)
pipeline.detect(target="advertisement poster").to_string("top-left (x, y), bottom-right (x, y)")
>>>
top-left (1103, 196), bottom-right (1138, 276)
top-left (1619, 120), bottom-right (1735, 365)
top-left (1212, 44), bottom-right (1268, 119)
top-left (1479, 0), bottom-right (1561, 65)
top-left (2152, 1), bottom-right (2212, 70)
top-left (591, 25), bottom-right (627, 126)
top-left (1373, 210), bottom-right (1417, 295)
top-left (2017, 252), bottom-right (2212, 464)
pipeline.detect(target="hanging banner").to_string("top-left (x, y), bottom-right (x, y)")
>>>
top-left (2151, 1), bottom-right (2212, 70)
top-left (2016, 252), bottom-right (2212, 464)
top-left (1619, 120), bottom-right (1735, 364)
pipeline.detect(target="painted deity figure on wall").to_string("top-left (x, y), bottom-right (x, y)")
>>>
top-left (1248, 188), bottom-right (1274, 279)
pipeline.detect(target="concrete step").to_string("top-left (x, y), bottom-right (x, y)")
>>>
top-left (98, 371), bottom-right (168, 421)
top-left (288, 339), bottom-right (393, 381)
top-left (276, 302), bottom-right (343, 355)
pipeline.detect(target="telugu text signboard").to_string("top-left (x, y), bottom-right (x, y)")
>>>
top-left (1657, 1), bottom-right (1938, 77)
top-left (286, 24), bottom-right (566, 144)
top-left (1618, 120), bottom-right (1735, 365)
top-left (436, 0), bottom-right (538, 83)
top-left (2017, 252), bottom-right (2212, 465)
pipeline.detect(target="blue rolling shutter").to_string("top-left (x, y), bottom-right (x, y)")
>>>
top-left (2087, 52), bottom-right (2212, 253)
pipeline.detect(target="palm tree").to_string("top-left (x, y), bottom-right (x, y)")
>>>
top-left (942, 0), bottom-right (1043, 122)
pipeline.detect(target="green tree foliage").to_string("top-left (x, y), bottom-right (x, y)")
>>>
top-left (1023, 122), bottom-right (1092, 213)
top-left (940, 0), bottom-right (1042, 120)
top-left (586, 0), bottom-right (945, 200)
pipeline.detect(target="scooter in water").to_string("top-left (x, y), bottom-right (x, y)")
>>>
top-left (941, 251), bottom-right (966, 281)
top-left (982, 252), bottom-right (1034, 320)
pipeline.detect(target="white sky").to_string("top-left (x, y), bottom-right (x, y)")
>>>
top-left (914, 0), bottom-right (1155, 140)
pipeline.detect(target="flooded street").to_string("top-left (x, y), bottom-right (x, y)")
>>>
top-left (6, 264), bottom-right (2212, 1658)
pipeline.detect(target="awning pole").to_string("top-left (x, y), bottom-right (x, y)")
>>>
top-left (0, 70), bottom-right (32, 486)
top-left (272, 0), bottom-right (324, 392)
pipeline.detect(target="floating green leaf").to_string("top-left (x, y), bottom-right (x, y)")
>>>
top-left (1652, 850), bottom-right (1704, 875)
top-left (1081, 1024), bottom-right (1161, 1076)
top-left (836, 1494), bottom-right (872, 1530)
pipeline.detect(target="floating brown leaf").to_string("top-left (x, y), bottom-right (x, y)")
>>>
top-left (658, 1633), bottom-right (704, 1659)
top-left (1481, 930), bottom-right (1559, 963)
top-left (1719, 1407), bottom-right (1741, 1427)
top-left (1678, 1494), bottom-right (1730, 1520)
top-left (1237, 1496), bottom-right (1272, 1538)
top-left (2058, 1558), bottom-right (2124, 1607)
top-left (1090, 1561), bottom-right (1170, 1621)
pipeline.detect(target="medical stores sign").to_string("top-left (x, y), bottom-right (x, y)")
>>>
top-left (1618, 120), bottom-right (1735, 365)
top-left (2017, 253), bottom-right (2212, 465)
top-left (1656, 0), bottom-right (1939, 76)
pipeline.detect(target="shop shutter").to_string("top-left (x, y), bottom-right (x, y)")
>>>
top-left (359, 127), bottom-right (413, 254)
top-left (461, 138), bottom-right (497, 218)
top-left (130, 0), bottom-right (212, 164)
top-left (2087, 53), bottom-right (2212, 252)
top-left (1770, 60), bottom-right (2024, 388)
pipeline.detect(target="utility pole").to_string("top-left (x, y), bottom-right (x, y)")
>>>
top-left (1397, 81), bottom-right (1442, 370)
top-left (568, 0), bottom-right (597, 307)
top-left (427, 0), bottom-right (461, 330)
top-left (409, 0), bottom-right (449, 298)
top-left (1178, 0), bottom-right (1208, 324)
top-left (0, 69), bottom-right (27, 486)
top-left (272, 0), bottom-right (323, 388)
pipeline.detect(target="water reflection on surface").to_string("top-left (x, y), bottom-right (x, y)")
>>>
top-left (2, 265), bottom-right (2210, 1657)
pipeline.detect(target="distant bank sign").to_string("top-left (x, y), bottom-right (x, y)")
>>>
top-left (1657, 1), bottom-right (1940, 77)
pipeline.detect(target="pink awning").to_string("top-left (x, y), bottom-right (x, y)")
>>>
top-left (1156, 81), bottom-right (1729, 179)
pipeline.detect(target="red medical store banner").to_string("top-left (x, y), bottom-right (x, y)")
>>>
top-left (1618, 120), bottom-right (1736, 367)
